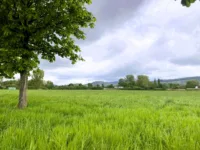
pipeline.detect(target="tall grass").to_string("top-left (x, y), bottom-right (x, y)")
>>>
top-left (0, 90), bottom-right (200, 150)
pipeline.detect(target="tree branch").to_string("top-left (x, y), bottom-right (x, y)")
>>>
top-left (0, 71), bottom-right (11, 78)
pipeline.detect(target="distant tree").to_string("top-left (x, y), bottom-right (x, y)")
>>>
top-left (136, 75), bottom-right (150, 88)
top-left (106, 84), bottom-right (114, 88)
top-left (169, 83), bottom-right (180, 89)
top-left (2, 80), bottom-right (18, 88)
top-left (148, 81), bottom-right (155, 90)
top-left (73, 83), bottom-right (86, 89)
top-left (101, 84), bottom-right (104, 88)
top-left (68, 83), bottom-right (74, 87)
top-left (174, 84), bottom-right (180, 89)
top-left (45, 81), bottom-right (54, 89)
top-left (179, 84), bottom-right (186, 89)
top-left (125, 75), bottom-right (135, 87)
top-left (32, 69), bottom-right (44, 81)
top-left (148, 79), bottom-right (158, 89)
top-left (28, 68), bottom-right (44, 89)
top-left (186, 80), bottom-right (199, 88)
top-left (88, 83), bottom-right (93, 89)
top-left (161, 84), bottom-right (169, 90)
top-left (118, 78), bottom-right (127, 87)
top-left (153, 79), bottom-right (157, 88)
top-left (0, 0), bottom-right (96, 108)
top-left (118, 75), bottom-right (135, 88)
top-left (157, 79), bottom-right (162, 88)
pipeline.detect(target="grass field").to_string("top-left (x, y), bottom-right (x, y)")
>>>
top-left (0, 90), bottom-right (200, 150)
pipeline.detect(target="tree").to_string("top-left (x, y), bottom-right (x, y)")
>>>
top-left (0, 76), bottom-right (3, 86)
top-left (125, 75), bottom-right (135, 87)
top-left (78, 83), bottom-right (83, 87)
top-left (88, 83), bottom-right (93, 89)
top-left (1, 80), bottom-right (19, 89)
top-left (136, 75), bottom-right (150, 88)
top-left (169, 83), bottom-right (180, 89)
top-left (186, 80), bottom-right (199, 88)
top-left (0, 0), bottom-right (95, 108)
top-left (157, 79), bottom-right (162, 88)
top-left (118, 78), bottom-right (127, 87)
top-left (77, 84), bottom-right (87, 90)
top-left (148, 81), bottom-right (155, 90)
top-left (161, 84), bottom-right (168, 90)
top-left (45, 81), bottom-right (54, 89)
top-left (28, 68), bottom-right (44, 89)
top-left (176, 0), bottom-right (197, 7)
top-left (118, 78), bottom-right (125, 87)
top-left (106, 84), bottom-right (114, 88)
top-left (68, 83), bottom-right (74, 87)
top-left (153, 79), bottom-right (157, 88)
top-left (118, 75), bottom-right (135, 88)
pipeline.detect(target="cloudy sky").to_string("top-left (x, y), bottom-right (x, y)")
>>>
top-left (40, 0), bottom-right (200, 85)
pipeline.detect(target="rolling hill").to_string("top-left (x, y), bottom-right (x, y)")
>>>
top-left (91, 76), bottom-right (200, 86)
top-left (160, 76), bottom-right (200, 85)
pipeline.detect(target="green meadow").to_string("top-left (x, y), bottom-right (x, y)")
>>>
top-left (0, 90), bottom-right (200, 150)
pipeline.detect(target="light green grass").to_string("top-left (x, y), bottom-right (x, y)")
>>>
top-left (0, 90), bottom-right (200, 150)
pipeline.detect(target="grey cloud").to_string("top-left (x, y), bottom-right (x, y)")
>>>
top-left (106, 39), bottom-right (126, 54)
top-left (133, 24), bottom-right (160, 36)
top-left (82, 0), bottom-right (146, 43)
top-left (54, 60), bottom-right (159, 83)
top-left (147, 36), bottom-right (174, 61)
top-left (170, 54), bottom-right (200, 66)
top-left (101, 39), bottom-right (127, 60)
top-left (107, 62), bottom-right (143, 78)
top-left (39, 56), bottom-right (73, 70)
top-left (167, 14), bottom-right (200, 35)
top-left (82, 38), bottom-right (127, 62)
top-left (147, 30), bottom-right (197, 62)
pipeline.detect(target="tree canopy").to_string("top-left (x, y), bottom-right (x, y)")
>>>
top-left (136, 75), bottom-right (150, 88)
top-left (179, 0), bottom-right (197, 7)
top-left (0, 0), bottom-right (95, 77)
top-left (186, 80), bottom-right (199, 88)
top-left (118, 75), bottom-right (135, 88)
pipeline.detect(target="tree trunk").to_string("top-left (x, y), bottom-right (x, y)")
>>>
top-left (18, 71), bottom-right (28, 109)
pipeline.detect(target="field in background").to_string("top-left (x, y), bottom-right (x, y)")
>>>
top-left (0, 90), bottom-right (200, 150)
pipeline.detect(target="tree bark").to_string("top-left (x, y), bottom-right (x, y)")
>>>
top-left (18, 71), bottom-right (28, 109)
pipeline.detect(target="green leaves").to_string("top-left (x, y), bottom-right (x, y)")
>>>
top-left (186, 80), bottom-right (199, 88)
top-left (180, 0), bottom-right (197, 7)
top-left (0, 0), bottom-right (96, 77)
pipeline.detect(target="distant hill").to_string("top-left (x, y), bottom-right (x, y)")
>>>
top-left (90, 76), bottom-right (200, 86)
top-left (160, 76), bottom-right (200, 85)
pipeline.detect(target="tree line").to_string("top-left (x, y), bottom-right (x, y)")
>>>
top-left (0, 68), bottom-right (113, 90)
top-left (118, 75), bottom-right (164, 90)
top-left (118, 75), bottom-right (200, 90)
top-left (0, 68), bottom-right (53, 90)
top-left (1, 71), bottom-right (200, 90)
